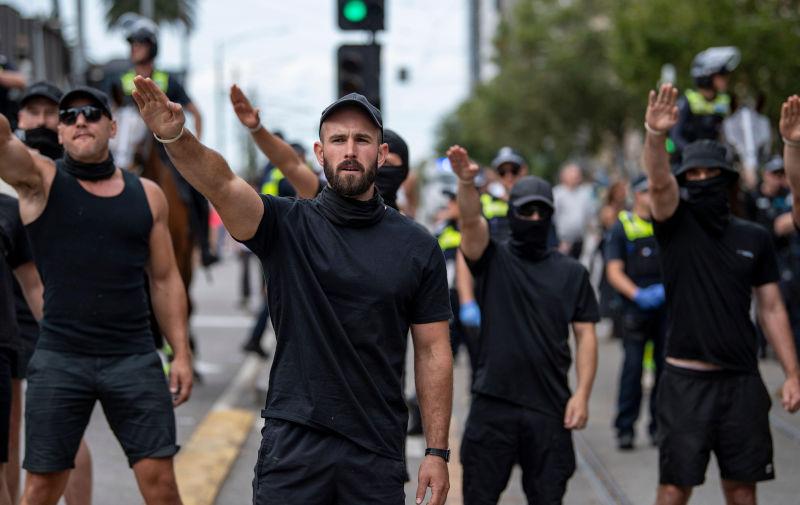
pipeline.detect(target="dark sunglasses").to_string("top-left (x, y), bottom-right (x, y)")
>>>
top-left (516, 203), bottom-right (553, 219)
top-left (497, 165), bottom-right (522, 177)
top-left (59, 105), bottom-right (106, 125)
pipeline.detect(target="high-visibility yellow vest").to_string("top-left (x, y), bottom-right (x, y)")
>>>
top-left (260, 167), bottom-right (285, 196)
top-left (480, 194), bottom-right (508, 219)
top-left (685, 89), bottom-right (731, 117)
top-left (618, 210), bottom-right (654, 241)
top-left (437, 225), bottom-right (462, 252)
top-left (121, 69), bottom-right (169, 96)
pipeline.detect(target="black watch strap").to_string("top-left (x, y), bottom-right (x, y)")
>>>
top-left (425, 447), bottom-right (450, 462)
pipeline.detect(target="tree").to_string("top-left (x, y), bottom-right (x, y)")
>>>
top-left (101, 0), bottom-right (197, 32)
top-left (437, 0), bottom-right (628, 179)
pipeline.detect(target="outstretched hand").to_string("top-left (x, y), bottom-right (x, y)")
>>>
top-left (779, 95), bottom-right (800, 144)
top-left (645, 84), bottom-right (680, 134)
top-left (230, 84), bottom-right (261, 130)
top-left (446, 145), bottom-right (479, 182)
top-left (131, 76), bottom-right (186, 141)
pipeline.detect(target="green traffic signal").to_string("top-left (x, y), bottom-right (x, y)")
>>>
top-left (343, 0), bottom-right (367, 23)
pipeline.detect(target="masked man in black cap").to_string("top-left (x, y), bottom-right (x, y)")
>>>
top-left (0, 85), bottom-right (192, 505)
top-left (5, 81), bottom-right (93, 505)
top-left (604, 174), bottom-right (666, 450)
top-left (644, 84), bottom-right (800, 505)
top-left (135, 76), bottom-right (453, 505)
top-left (447, 145), bottom-right (598, 505)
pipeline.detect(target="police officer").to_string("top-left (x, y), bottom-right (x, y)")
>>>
top-left (448, 145), bottom-right (599, 505)
top-left (117, 18), bottom-right (217, 266)
top-left (668, 46), bottom-right (739, 164)
top-left (604, 174), bottom-right (666, 450)
top-left (645, 84), bottom-right (800, 505)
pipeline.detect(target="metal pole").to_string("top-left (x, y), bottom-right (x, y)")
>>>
top-left (140, 0), bottom-right (155, 20)
top-left (74, 0), bottom-right (86, 84)
top-left (215, 42), bottom-right (225, 155)
top-left (468, 0), bottom-right (480, 89)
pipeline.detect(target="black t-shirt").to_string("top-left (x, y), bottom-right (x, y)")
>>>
top-left (467, 242), bottom-right (599, 418)
top-left (241, 194), bottom-right (451, 460)
top-left (0, 194), bottom-right (32, 352)
top-left (604, 218), bottom-right (662, 315)
top-left (654, 201), bottom-right (779, 372)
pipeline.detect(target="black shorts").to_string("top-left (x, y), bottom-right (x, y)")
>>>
top-left (656, 364), bottom-right (774, 487)
top-left (23, 349), bottom-right (178, 472)
top-left (0, 350), bottom-right (12, 462)
top-left (252, 417), bottom-right (405, 505)
top-left (460, 394), bottom-right (575, 505)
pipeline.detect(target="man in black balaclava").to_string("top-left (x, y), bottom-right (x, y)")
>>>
top-left (644, 84), bottom-right (800, 505)
top-left (447, 145), bottom-right (599, 505)
top-left (377, 129), bottom-right (409, 210)
top-left (15, 81), bottom-right (63, 160)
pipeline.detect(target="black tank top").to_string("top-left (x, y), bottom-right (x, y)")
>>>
top-left (26, 162), bottom-right (154, 354)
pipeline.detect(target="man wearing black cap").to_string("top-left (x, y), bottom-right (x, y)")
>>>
top-left (6, 81), bottom-right (93, 505)
top-left (644, 84), bottom-right (800, 505)
top-left (447, 144), bottom-right (598, 505)
top-left (0, 85), bottom-right (193, 505)
top-left (135, 76), bottom-right (453, 505)
top-left (604, 174), bottom-right (666, 450)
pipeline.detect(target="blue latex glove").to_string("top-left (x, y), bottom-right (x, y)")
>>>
top-left (633, 284), bottom-right (665, 310)
top-left (460, 301), bottom-right (481, 327)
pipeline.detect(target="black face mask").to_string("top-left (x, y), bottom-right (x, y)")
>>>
top-left (315, 186), bottom-right (386, 228)
top-left (682, 176), bottom-right (730, 235)
top-left (374, 164), bottom-right (409, 210)
top-left (23, 127), bottom-right (63, 160)
top-left (509, 215), bottom-right (551, 260)
top-left (62, 152), bottom-right (117, 181)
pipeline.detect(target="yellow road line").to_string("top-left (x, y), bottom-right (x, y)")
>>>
top-left (173, 408), bottom-right (255, 505)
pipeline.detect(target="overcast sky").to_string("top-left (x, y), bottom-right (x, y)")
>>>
top-left (7, 0), bottom-right (472, 170)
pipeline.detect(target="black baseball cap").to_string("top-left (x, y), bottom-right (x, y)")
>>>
top-left (492, 146), bottom-right (527, 170)
top-left (631, 173), bottom-right (649, 192)
top-left (509, 176), bottom-right (554, 209)
top-left (59, 86), bottom-right (113, 119)
top-left (21, 81), bottom-right (63, 107)
top-left (319, 93), bottom-right (382, 139)
top-left (675, 139), bottom-right (737, 180)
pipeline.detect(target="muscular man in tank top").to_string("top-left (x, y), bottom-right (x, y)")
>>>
top-left (0, 86), bottom-right (192, 505)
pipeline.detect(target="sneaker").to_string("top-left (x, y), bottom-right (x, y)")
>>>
top-left (617, 432), bottom-right (634, 450)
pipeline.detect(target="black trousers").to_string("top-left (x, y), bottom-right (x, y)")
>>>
top-left (252, 418), bottom-right (405, 505)
top-left (461, 395), bottom-right (575, 505)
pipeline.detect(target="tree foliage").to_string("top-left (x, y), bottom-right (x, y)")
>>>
top-left (437, 0), bottom-right (800, 177)
top-left (101, 0), bottom-right (197, 32)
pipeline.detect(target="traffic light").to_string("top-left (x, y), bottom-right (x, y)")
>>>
top-left (338, 0), bottom-right (384, 31)
top-left (337, 44), bottom-right (381, 110)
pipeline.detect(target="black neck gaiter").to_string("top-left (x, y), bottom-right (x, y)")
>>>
top-left (316, 185), bottom-right (386, 228)
top-left (63, 152), bottom-right (116, 181)
top-left (509, 216), bottom-right (550, 260)
top-left (683, 177), bottom-right (730, 236)
top-left (375, 164), bottom-right (409, 210)
top-left (23, 127), bottom-right (64, 160)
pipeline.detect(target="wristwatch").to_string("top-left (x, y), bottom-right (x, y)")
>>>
top-left (425, 447), bottom-right (450, 462)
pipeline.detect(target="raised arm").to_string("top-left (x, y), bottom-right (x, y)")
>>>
top-left (447, 145), bottom-right (488, 261)
top-left (230, 84), bottom-right (320, 199)
top-left (0, 112), bottom-right (53, 205)
top-left (132, 76), bottom-right (263, 241)
top-left (643, 84), bottom-right (681, 222)
top-left (779, 95), bottom-right (800, 228)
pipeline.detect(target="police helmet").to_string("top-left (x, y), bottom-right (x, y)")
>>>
top-left (691, 46), bottom-right (740, 89)
top-left (126, 18), bottom-right (159, 60)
